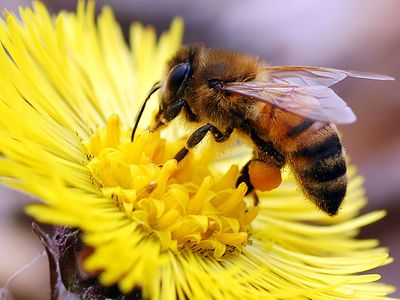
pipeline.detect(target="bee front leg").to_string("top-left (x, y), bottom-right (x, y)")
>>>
top-left (151, 99), bottom-right (199, 132)
top-left (151, 99), bottom-right (187, 132)
top-left (174, 124), bottom-right (233, 162)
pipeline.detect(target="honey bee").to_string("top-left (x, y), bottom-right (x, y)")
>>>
top-left (131, 44), bottom-right (393, 215)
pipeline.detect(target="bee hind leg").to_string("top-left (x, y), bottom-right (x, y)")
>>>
top-left (237, 158), bottom-right (283, 203)
top-left (174, 124), bottom-right (233, 162)
top-left (236, 161), bottom-right (259, 206)
top-left (237, 161), bottom-right (253, 192)
top-left (236, 130), bottom-right (286, 194)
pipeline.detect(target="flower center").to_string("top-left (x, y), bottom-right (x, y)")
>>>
top-left (85, 115), bottom-right (258, 258)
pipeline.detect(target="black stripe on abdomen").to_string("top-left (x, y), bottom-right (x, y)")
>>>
top-left (294, 134), bottom-right (342, 160)
top-left (287, 119), bottom-right (315, 137)
top-left (301, 155), bottom-right (346, 182)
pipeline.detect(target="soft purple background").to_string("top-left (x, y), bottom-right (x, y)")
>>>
top-left (1, 1), bottom-right (399, 299)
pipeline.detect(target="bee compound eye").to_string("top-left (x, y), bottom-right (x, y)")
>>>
top-left (166, 62), bottom-right (191, 95)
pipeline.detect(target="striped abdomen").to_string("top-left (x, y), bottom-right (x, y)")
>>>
top-left (285, 120), bottom-right (347, 215)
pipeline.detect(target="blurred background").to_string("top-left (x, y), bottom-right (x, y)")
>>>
top-left (0, 0), bottom-right (399, 299)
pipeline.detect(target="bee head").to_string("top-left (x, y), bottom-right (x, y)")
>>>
top-left (131, 52), bottom-right (194, 142)
top-left (156, 44), bottom-right (205, 125)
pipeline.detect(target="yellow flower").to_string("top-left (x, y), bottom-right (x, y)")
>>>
top-left (0, 1), bottom-right (396, 299)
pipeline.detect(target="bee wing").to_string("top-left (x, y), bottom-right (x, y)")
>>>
top-left (223, 82), bottom-right (356, 124)
top-left (267, 66), bottom-right (394, 87)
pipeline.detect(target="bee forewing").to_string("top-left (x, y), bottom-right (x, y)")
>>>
top-left (268, 66), bottom-right (346, 87)
top-left (342, 69), bottom-right (395, 81)
top-left (300, 86), bottom-right (357, 124)
top-left (267, 66), bottom-right (394, 87)
top-left (223, 82), bottom-right (356, 124)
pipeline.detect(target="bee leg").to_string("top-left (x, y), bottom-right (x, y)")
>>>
top-left (249, 190), bottom-right (259, 206)
top-left (250, 131), bottom-right (285, 167)
top-left (237, 160), bottom-right (254, 194)
top-left (152, 99), bottom-right (186, 131)
top-left (151, 99), bottom-right (199, 132)
top-left (163, 99), bottom-right (186, 122)
top-left (174, 124), bottom-right (233, 162)
top-left (237, 158), bottom-right (283, 200)
top-left (236, 162), bottom-right (261, 206)
top-left (237, 133), bottom-right (285, 198)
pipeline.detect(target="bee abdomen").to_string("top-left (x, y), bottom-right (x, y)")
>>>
top-left (291, 132), bottom-right (347, 215)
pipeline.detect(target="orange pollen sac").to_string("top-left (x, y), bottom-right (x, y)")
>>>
top-left (249, 160), bottom-right (282, 191)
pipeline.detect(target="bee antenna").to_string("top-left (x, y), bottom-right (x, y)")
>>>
top-left (131, 82), bottom-right (161, 142)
